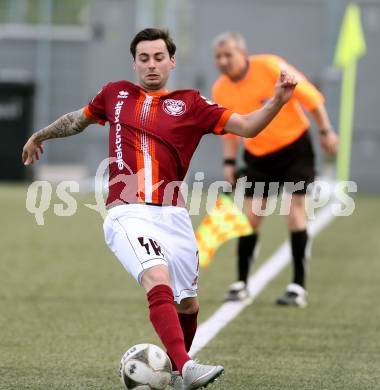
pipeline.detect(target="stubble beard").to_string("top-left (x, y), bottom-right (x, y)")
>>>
top-left (140, 74), bottom-right (168, 92)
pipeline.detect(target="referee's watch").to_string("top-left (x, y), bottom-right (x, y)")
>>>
top-left (319, 128), bottom-right (331, 136)
top-left (223, 158), bottom-right (236, 166)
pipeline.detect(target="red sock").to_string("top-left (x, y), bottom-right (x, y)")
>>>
top-left (178, 311), bottom-right (198, 352)
top-left (147, 285), bottom-right (191, 374)
top-left (170, 311), bottom-right (198, 371)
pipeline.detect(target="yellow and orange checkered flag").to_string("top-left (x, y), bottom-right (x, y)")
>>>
top-left (195, 194), bottom-right (253, 267)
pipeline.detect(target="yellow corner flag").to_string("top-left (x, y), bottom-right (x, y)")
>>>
top-left (334, 3), bottom-right (367, 182)
top-left (196, 195), bottom-right (253, 268)
top-left (334, 3), bottom-right (366, 68)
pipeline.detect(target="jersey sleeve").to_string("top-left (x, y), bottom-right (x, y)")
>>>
top-left (193, 92), bottom-right (232, 135)
top-left (83, 83), bottom-right (110, 125)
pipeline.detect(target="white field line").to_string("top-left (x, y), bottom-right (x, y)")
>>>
top-left (189, 202), bottom-right (337, 356)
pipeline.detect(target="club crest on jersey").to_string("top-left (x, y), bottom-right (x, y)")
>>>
top-left (117, 90), bottom-right (129, 99)
top-left (162, 99), bottom-right (186, 116)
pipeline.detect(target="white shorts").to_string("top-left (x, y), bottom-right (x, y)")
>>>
top-left (103, 204), bottom-right (199, 303)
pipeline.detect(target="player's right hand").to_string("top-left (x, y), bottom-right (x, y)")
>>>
top-left (224, 165), bottom-right (236, 187)
top-left (274, 70), bottom-right (297, 105)
top-left (22, 137), bottom-right (44, 165)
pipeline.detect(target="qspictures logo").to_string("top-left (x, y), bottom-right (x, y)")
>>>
top-left (24, 159), bottom-right (358, 226)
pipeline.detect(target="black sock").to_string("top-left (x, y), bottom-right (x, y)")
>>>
top-left (237, 233), bottom-right (259, 284)
top-left (290, 230), bottom-right (308, 288)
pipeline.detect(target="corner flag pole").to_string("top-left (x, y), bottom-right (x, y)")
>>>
top-left (334, 3), bottom-right (367, 182)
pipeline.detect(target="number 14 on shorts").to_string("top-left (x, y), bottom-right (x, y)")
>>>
top-left (138, 237), bottom-right (164, 257)
top-left (134, 236), bottom-right (167, 264)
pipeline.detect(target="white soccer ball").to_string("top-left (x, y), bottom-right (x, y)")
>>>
top-left (119, 344), bottom-right (172, 390)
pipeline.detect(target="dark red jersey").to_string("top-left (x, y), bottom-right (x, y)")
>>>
top-left (84, 80), bottom-right (232, 207)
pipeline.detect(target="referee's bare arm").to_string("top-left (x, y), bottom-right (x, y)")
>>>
top-left (22, 108), bottom-right (96, 166)
top-left (224, 71), bottom-right (297, 138)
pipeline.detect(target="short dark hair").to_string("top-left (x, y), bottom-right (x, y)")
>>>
top-left (130, 28), bottom-right (176, 59)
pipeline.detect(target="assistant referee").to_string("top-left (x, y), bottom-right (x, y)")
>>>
top-left (212, 31), bottom-right (338, 307)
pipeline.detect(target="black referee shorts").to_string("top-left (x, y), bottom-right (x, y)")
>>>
top-left (243, 131), bottom-right (315, 198)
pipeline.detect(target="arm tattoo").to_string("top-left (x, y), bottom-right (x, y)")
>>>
top-left (33, 109), bottom-right (95, 142)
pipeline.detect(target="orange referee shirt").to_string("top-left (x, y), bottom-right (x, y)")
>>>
top-left (212, 54), bottom-right (324, 156)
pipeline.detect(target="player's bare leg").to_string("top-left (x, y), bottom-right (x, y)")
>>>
top-left (225, 196), bottom-right (265, 301)
top-left (244, 196), bottom-right (266, 230)
top-left (141, 264), bottom-right (172, 292)
top-left (176, 297), bottom-right (199, 315)
top-left (287, 193), bottom-right (307, 232)
top-left (277, 193), bottom-right (309, 307)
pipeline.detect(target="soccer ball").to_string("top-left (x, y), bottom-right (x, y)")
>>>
top-left (119, 344), bottom-right (172, 389)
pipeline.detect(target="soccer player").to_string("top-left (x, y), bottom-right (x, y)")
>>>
top-left (22, 28), bottom-right (297, 389)
top-left (212, 32), bottom-right (338, 307)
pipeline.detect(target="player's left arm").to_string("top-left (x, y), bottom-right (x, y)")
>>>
top-left (224, 71), bottom-right (297, 138)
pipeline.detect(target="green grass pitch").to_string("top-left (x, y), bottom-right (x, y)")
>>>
top-left (0, 184), bottom-right (379, 389)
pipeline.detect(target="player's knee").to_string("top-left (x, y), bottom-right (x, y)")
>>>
top-left (141, 266), bottom-right (171, 291)
top-left (246, 214), bottom-right (263, 230)
top-left (244, 197), bottom-right (265, 230)
top-left (176, 297), bottom-right (199, 314)
top-left (244, 209), bottom-right (262, 230)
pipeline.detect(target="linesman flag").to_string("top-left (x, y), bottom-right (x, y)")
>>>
top-left (333, 3), bottom-right (367, 182)
top-left (196, 195), bottom-right (253, 267)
